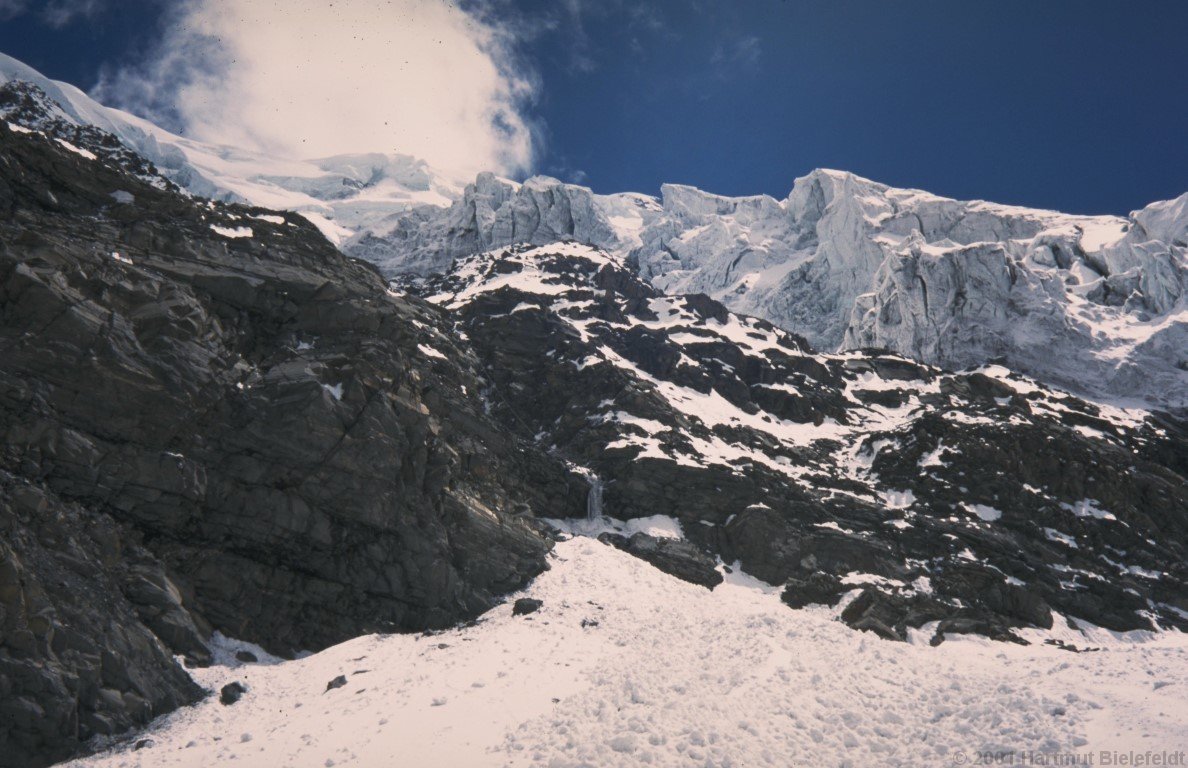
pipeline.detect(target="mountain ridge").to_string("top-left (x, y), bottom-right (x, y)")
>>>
top-left (1, 51), bottom-right (1183, 412)
top-left (0, 50), bottom-right (1186, 767)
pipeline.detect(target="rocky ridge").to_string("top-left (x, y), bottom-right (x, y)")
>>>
top-left (404, 241), bottom-right (1188, 643)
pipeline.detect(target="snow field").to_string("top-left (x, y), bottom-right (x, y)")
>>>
top-left (69, 537), bottom-right (1188, 768)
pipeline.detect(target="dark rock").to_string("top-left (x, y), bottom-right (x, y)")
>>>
top-left (0, 474), bottom-right (203, 767)
top-left (219, 682), bottom-right (247, 705)
top-left (324, 675), bottom-right (347, 692)
top-left (839, 588), bottom-right (980, 643)
top-left (931, 618), bottom-right (1028, 646)
top-left (0, 94), bottom-right (584, 765)
top-left (599, 532), bottom-right (724, 589)
top-left (781, 572), bottom-right (846, 609)
top-left (407, 239), bottom-right (1188, 650)
top-left (235, 651), bottom-right (258, 664)
top-left (512, 598), bottom-right (542, 617)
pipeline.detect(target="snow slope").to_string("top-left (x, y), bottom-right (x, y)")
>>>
top-left (0, 53), bottom-right (463, 245)
top-left (68, 536), bottom-right (1188, 768)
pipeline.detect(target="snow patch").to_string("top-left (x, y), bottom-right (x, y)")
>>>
top-left (210, 224), bottom-right (254, 239)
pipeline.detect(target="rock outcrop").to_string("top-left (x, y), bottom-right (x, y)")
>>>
top-left (0, 118), bottom-right (584, 765)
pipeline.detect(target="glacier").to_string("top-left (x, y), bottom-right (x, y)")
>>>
top-left (360, 170), bottom-right (1188, 411)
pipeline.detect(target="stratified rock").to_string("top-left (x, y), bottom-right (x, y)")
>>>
top-left (599, 533), bottom-right (723, 590)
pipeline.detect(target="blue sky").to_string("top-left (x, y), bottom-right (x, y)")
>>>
top-left (1, 0), bottom-right (1185, 214)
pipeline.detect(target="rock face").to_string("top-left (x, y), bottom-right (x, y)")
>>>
top-left (0, 473), bottom-right (204, 767)
top-left (407, 242), bottom-right (1188, 641)
top-left (0, 119), bottom-right (585, 764)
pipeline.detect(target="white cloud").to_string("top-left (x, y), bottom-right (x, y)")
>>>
top-left (42, 0), bottom-right (105, 27)
top-left (0, 0), bottom-right (107, 26)
top-left (0, 0), bottom-right (26, 20)
top-left (94, 0), bottom-right (539, 177)
top-left (711, 34), bottom-right (762, 72)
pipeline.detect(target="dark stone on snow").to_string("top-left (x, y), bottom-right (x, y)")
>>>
top-left (838, 588), bottom-right (969, 642)
top-left (931, 618), bottom-right (1028, 646)
top-left (325, 675), bottom-right (347, 692)
top-left (781, 572), bottom-right (847, 609)
top-left (219, 682), bottom-right (247, 705)
top-left (512, 598), bottom-right (542, 616)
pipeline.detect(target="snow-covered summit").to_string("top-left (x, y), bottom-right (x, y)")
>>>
top-left (0, 52), bottom-right (463, 245)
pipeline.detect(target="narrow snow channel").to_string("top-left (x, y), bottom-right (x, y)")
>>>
top-left (69, 538), bottom-right (1188, 768)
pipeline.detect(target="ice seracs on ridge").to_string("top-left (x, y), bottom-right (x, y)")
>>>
top-left (379, 168), bottom-right (1188, 411)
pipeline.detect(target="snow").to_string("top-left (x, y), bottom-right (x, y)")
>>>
top-left (416, 343), bottom-right (448, 361)
top-left (299, 211), bottom-right (355, 245)
top-left (110, 251), bottom-right (133, 265)
top-left (1044, 528), bottom-right (1079, 549)
top-left (55, 137), bottom-right (96, 160)
top-left (964, 503), bottom-right (1003, 522)
top-left (919, 440), bottom-right (949, 468)
top-left (880, 489), bottom-right (916, 509)
top-left (210, 224), bottom-right (254, 239)
top-left (322, 383), bottom-right (344, 401)
top-left (68, 537), bottom-right (1188, 768)
top-left (546, 515), bottom-right (685, 541)
top-left (1062, 499), bottom-right (1117, 521)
